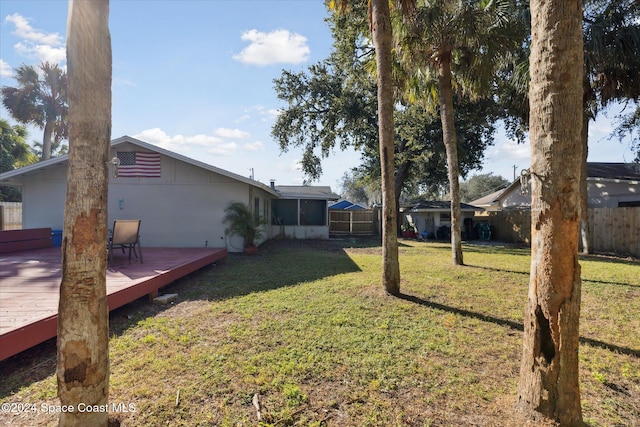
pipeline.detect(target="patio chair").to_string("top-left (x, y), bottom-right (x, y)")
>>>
top-left (109, 219), bottom-right (143, 263)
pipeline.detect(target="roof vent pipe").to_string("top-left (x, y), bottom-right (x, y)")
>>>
top-left (270, 179), bottom-right (275, 189)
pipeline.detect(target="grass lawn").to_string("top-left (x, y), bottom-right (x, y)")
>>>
top-left (1, 238), bottom-right (638, 426)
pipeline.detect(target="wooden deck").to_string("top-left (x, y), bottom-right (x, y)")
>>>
top-left (0, 246), bottom-right (227, 361)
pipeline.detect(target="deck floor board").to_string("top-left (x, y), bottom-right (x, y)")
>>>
top-left (0, 246), bottom-right (226, 360)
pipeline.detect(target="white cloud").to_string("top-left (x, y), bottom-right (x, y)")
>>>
top-left (492, 138), bottom-right (530, 162)
top-left (14, 42), bottom-right (65, 64)
top-left (133, 128), bottom-right (232, 153)
top-left (208, 142), bottom-right (238, 156)
top-left (277, 159), bottom-right (302, 173)
top-left (266, 108), bottom-right (281, 118)
top-left (233, 29), bottom-right (310, 66)
top-left (5, 13), bottom-right (63, 45)
top-left (241, 141), bottom-right (265, 152)
top-left (213, 127), bottom-right (250, 139)
top-left (5, 13), bottom-right (65, 64)
top-left (0, 59), bottom-right (12, 77)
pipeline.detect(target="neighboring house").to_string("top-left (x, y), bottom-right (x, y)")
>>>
top-left (329, 200), bottom-right (368, 210)
top-left (271, 185), bottom-right (340, 239)
top-left (466, 189), bottom-right (505, 212)
top-left (401, 201), bottom-right (483, 239)
top-left (472, 162), bottom-right (640, 209)
top-left (0, 136), bottom-right (336, 252)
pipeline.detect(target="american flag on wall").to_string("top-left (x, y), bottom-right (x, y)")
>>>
top-left (116, 151), bottom-right (161, 177)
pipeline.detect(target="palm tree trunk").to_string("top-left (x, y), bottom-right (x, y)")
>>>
top-left (43, 120), bottom-right (54, 161)
top-left (579, 109), bottom-right (590, 254)
top-left (395, 159), bottom-right (411, 235)
top-left (371, 0), bottom-right (400, 295)
top-left (437, 55), bottom-right (463, 265)
top-left (58, 1), bottom-right (112, 426)
top-left (517, 0), bottom-right (584, 424)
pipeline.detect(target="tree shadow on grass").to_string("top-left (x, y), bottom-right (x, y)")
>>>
top-left (397, 292), bottom-right (640, 358)
top-left (467, 263), bottom-right (639, 288)
top-left (0, 239), bottom-right (364, 397)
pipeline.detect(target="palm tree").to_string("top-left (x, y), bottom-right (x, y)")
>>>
top-left (57, 1), bottom-right (112, 426)
top-left (517, 0), bottom-right (584, 424)
top-left (1, 62), bottom-right (68, 161)
top-left (330, 0), bottom-right (416, 295)
top-left (579, 0), bottom-right (640, 253)
top-left (494, 0), bottom-right (640, 254)
top-left (395, 0), bottom-right (524, 265)
top-left (223, 201), bottom-right (266, 252)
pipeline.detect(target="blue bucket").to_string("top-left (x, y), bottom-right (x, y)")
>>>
top-left (52, 230), bottom-right (63, 247)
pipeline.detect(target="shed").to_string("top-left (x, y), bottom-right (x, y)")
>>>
top-left (401, 201), bottom-right (482, 239)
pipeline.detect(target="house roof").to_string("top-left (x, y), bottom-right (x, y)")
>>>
top-left (468, 188), bottom-right (506, 207)
top-left (274, 185), bottom-right (340, 200)
top-left (587, 162), bottom-right (640, 181)
top-left (404, 200), bottom-right (482, 212)
top-left (0, 135), bottom-right (280, 197)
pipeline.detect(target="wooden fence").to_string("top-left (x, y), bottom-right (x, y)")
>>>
top-left (0, 202), bottom-right (22, 230)
top-left (329, 209), bottom-right (379, 236)
top-left (476, 207), bottom-right (640, 257)
top-left (590, 207), bottom-right (640, 256)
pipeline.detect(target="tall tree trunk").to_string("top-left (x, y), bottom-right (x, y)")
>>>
top-left (517, 0), bottom-right (584, 425)
top-left (58, 1), bottom-right (112, 426)
top-left (579, 108), bottom-right (590, 254)
top-left (579, 75), bottom-right (593, 254)
top-left (43, 120), bottom-right (54, 161)
top-left (395, 159), bottom-right (412, 235)
top-left (437, 55), bottom-right (463, 265)
top-left (371, 0), bottom-right (400, 295)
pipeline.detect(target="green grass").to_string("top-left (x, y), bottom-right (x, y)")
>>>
top-left (0, 238), bottom-right (638, 426)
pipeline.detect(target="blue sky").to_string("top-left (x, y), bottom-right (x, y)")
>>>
top-left (1, 1), bottom-right (637, 193)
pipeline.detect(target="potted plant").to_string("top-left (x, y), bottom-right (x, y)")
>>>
top-left (223, 202), bottom-right (266, 254)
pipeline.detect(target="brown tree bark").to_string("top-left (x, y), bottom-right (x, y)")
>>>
top-left (43, 120), bottom-right (54, 161)
top-left (371, 0), bottom-right (400, 295)
top-left (57, 1), bottom-right (112, 426)
top-left (517, 0), bottom-right (584, 425)
top-left (437, 54), bottom-right (463, 265)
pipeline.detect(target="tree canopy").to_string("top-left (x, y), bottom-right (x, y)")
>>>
top-left (1, 62), bottom-right (68, 161)
top-left (0, 120), bottom-right (35, 202)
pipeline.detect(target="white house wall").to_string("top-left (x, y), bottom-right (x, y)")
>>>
top-left (270, 225), bottom-right (329, 239)
top-left (21, 163), bottom-right (67, 231)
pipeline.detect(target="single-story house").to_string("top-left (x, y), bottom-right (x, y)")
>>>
top-left (401, 201), bottom-right (483, 239)
top-left (271, 185), bottom-right (340, 239)
top-left (472, 162), bottom-right (640, 210)
top-left (0, 136), bottom-right (339, 252)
